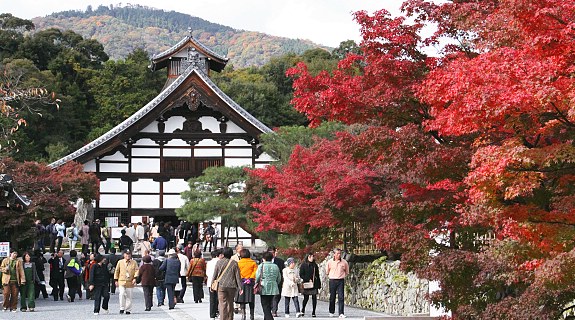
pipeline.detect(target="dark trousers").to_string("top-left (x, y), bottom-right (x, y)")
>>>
top-left (66, 276), bottom-right (79, 301)
top-left (91, 240), bottom-right (102, 254)
top-left (178, 276), bottom-right (187, 301)
top-left (82, 244), bottom-right (89, 256)
top-left (2, 282), bottom-right (19, 310)
top-left (142, 285), bottom-right (154, 310)
top-left (302, 294), bottom-right (318, 314)
top-left (261, 295), bottom-right (275, 320)
top-left (93, 284), bottom-right (109, 313)
top-left (49, 234), bottom-right (57, 253)
top-left (103, 237), bottom-right (111, 254)
top-left (271, 294), bottom-right (281, 314)
top-left (209, 289), bottom-right (219, 318)
top-left (109, 276), bottom-right (116, 294)
top-left (166, 283), bottom-right (176, 309)
top-left (56, 236), bottom-right (63, 253)
top-left (284, 296), bottom-right (300, 315)
top-left (191, 276), bottom-right (204, 302)
top-left (35, 282), bottom-right (48, 299)
top-left (52, 275), bottom-right (65, 300)
top-left (329, 279), bottom-right (345, 315)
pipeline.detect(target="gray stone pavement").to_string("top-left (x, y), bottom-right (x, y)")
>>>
top-left (0, 252), bottom-right (391, 319)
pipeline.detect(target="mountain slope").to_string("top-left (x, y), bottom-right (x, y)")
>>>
top-left (32, 4), bottom-right (327, 67)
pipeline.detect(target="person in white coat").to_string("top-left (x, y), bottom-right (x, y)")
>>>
top-left (176, 246), bottom-right (190, 303)
top-left (281, 257), bottom-right (303, 318)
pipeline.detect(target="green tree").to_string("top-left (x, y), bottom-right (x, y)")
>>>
top-left (332, 40), bottom-right (361, 60)
top-left (176, 166), bottom-right (253, 233)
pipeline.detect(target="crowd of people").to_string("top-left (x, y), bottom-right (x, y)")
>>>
top-left (4, 218), bottom-right (351, 319)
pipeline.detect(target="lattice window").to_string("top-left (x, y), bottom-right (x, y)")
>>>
top-left (161, 157), bottom-right (223, 176)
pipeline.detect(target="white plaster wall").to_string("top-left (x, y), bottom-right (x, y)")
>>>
top-left (164, 148), bottom-right (192, 157)
top-left (163, 195), bottom-right (185, 208)
top-left (224, 158), bottom-right (252, 167)
top-left (100, 151), bottom-right (127, 161)
top-left (84, 160), bottom-right (96, 172)
top-left (226, 122), bottom-right (247, 133)
top-left (196, 139), bottom-right (219, 147)
top-left (257, 152), bottom-right (274, 162)
top-left (100, 194), bottom-right (128, 208)
top-left (199, 116), bottom-right (220, 132)
top-left (141, 121), bottom-right (159, 133)
top-left (133, 138), bottom-right (156, 146)
top-left (254, 163), bottom-right (268, 169)
top-left (131, 147), bottom-right (160, 157)
top-left (165, 139), bottom-right (188, 147)
top-left (100, 178), bottom-right (128, 193)
top-left (99, 163), bottom-right (129, 173)
top-left (163, 179), bottom-right (189, 193)
top-left (227, 139), bottom-right (251, 147)
top-left (131, 159), bottom-right (160, 173)
top-left (132, 179), bottom-right (159, 193)
top-left (194, 148), bottom-right (222, 157)
top-left (164, 116), bottom-right (186, 133)
top-left (132, 194), bottom-right (160, 208)
top-left (225, 148), bottom-right (252, 157)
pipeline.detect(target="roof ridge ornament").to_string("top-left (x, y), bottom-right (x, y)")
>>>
top-left (188, 27), bottom-right (193, 38)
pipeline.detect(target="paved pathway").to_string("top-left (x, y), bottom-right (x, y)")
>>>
top-left (0, 253), bottom-right (390, 319)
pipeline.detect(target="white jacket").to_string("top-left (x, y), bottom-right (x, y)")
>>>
top-left (281, 267), bottom-right (301, 297)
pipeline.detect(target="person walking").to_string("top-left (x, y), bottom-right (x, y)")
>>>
top-left (160, 249), bottom-right (181, 310)
top-left (88, 254), bottom-right (110, 315)
top-left (89, 219), bottom-right (102, 254)
top-left (70, 223), bottom-right (80, 251)
top-left (176, 246), bottom-right (190, 303)
top-left (64, 250), bottom-right (82, 302)
top-left (83, 253), bottom-right (96, 300)
top-left (47, 218), bottom-right (57, 254)
top-left (80, 220), bottom-right (90, 256)
top-left (107, 248), bottom-right (121, 295)
top-left (1, 250), bottom-right (25, 312)
top-left (300, 252), bottom-right (321, 317)
top-left (138, 255), bottom-right (156, 311)
top-left (101, 223), bottom-right (112, 254)
top-left (186, 250), bottom-right (206, 303)
top-left (119, 229), bottom-right (134, 253)
top-left (236, 248), bottom-right (257, 320)
top-left (114, 250), bottom-right (139, 314)
top-left (32, 250), bottom-right (48, 299)
top-left (212, 247), bottom-right (243, 320)
top-left (48, 250), bottom-right (66, 301)
top-left (269, 247), bottom-right (285, 317)
top-left (20, 252), bottom-right (40, 312)
top-left (152, 250), bottom-right (167, 306)
top-left (282, 257), bottom-right (303, 318)
top-left (327, 248), bottom-right (350, 318)
top-left (207, 249), bottom-right (222, 320)
top-left (256, 251), bottom-right (281, 320)
top-left (55, 220), bottom-right (66, 253)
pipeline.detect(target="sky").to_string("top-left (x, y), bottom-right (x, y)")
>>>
top-left (2, 0), bottom-right (405, 47)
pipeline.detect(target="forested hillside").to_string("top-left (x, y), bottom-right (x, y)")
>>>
top-left (32, 4), bottom-right (327, 67)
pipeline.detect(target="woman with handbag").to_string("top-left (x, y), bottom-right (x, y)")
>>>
top-left (299, 252), bottom-right (321, 317)
top-left (236, 249), bottom-right (258, 320)
top-left (212, 247), bottom-right (243, 320)
top-left (186, 250), bottom-right (207, 303)
top-left (256, 251), bottom-right (281, 320)
top-left (282, 257), bottom-right (303, 317)
top-left (20, 252), bottom-right (40, 312)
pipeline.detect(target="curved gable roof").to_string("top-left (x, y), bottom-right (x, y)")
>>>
top-left (151, 34), bottom-right (228, 72)
top-left (49, 65), bottom-right (271, 169)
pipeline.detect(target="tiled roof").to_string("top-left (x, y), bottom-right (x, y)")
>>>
top-left (152, 35), bottom-right (228, 63)
top-left (49, 65), bottom-right (270, 168)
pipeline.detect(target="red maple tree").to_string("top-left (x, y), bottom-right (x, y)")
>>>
top-left (249, 0), bottom-right (575, 318)
top-left (0, 158), bottom-right (98, 248)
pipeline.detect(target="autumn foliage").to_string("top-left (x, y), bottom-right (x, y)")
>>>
top-left (0, 158), bottom-right (98, 248)
top-left (248, 0), bottom-right (575, 318)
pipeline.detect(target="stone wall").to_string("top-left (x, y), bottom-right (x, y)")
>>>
top-left (317, 256), bottom-right (429, 316)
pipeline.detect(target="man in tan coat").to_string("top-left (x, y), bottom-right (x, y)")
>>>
top-left (1, 250), bottom-right (25, 312)
top-left (114, 250), bottom-right (139, 314)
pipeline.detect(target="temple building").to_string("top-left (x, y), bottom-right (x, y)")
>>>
top-left (49, 30), bottom-right (273, 231)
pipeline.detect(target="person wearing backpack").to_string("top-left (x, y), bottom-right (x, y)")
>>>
top-left (67, 223), bottom-right (79, 252)
top-left (152, 250), bottom-right (167, 306)
top-left (80, 220), bottom-right (90, 256)
top-left (64, 250), bottom-right (82, 302)
top-left (101, 223), bottom-right (111, 254)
